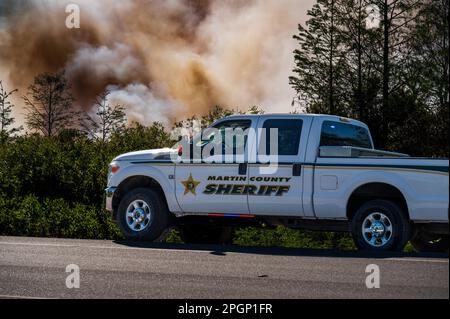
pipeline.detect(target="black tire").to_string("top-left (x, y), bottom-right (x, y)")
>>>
top-left (179, 225), bottom-right (234, 245)
top-left (410, 232), bottom-right (449, 253)
top-left (117, 188), bottom-right (169, 241)
top-left (351, 199), bottom-right (411, 252)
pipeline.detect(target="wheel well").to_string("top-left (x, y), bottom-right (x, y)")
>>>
top-left (112, 176), bottom-right (167, 214)
top-left (347, 183), bottom-right (409, 220)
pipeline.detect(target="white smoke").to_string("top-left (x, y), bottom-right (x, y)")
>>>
top-left (66, 44), bottom-right (143, 84)
top-left (107, 83), bottom-right (183, 127)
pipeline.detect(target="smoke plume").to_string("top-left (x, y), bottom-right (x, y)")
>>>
top-left (0, 0), bottom-right (313, 127)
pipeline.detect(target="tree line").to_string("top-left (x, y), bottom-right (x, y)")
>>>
top-left (1, 72), bottom-right (127, 142)
top-left (290, 0), bottom-right (448, 157)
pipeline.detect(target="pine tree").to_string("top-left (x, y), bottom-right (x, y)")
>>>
top-left (371, 0), bottom-right (423, 146)
top-left (406, 0), bottom-right (449, 156)
top-left (82, 90), bottom-right (127, 142)
top-left (290, 0), bottom-right (346, 115)
top-left (23, 71), bottom-right (78, 137)
top-left (0, 81), bottom-right (21, 144)
top-left (338, 0), bottom-right (381, 121)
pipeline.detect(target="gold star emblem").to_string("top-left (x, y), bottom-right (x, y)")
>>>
top-left (181, 173), bottom-right (200, 195)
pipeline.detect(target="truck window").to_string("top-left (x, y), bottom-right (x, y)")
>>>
top-left (201, 120), bottom-right (251, 156)
top-left (320, 121), bottom-right (372, 149)
top-left (262, 119), bottom-right (303, 156)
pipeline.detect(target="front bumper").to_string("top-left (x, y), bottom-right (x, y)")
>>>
top-left (105, 187), bottom-right (117, 212)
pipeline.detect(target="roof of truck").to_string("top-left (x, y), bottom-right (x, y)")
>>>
top-left (223, 113), bottom-right (349, 118)
top-left (219, 113), bottom-right (368, 128)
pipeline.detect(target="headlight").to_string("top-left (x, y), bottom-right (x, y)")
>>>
top-left (108, 162), bottom-right (120, 182)
top-left (110, 162), bottom-right (120, 174)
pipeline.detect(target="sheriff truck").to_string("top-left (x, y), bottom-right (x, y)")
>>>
top-left (105, 114), bottom-right (449, 252)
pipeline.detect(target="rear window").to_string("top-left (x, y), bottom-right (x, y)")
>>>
top-left (320, 121), bottom-right (372, 149)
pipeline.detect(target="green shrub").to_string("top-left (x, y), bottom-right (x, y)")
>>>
top-left (0, 195), bottom-right (122, 239)
top-left (164, 228), bottom-right (183, 244)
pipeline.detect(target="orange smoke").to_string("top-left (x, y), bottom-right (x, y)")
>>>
top-left (0, 0), bottom-right (313, 126)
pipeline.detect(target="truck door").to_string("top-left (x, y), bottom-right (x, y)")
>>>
top-left (175, 119), bottom-right (254, 214)
top-left (247, 116), bottom-right (312, 217)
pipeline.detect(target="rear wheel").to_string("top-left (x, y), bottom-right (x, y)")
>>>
top-left (410, 232), bottom-right (449, 253)
top-left (351, 199), bottom-right (411, 252)
top-left (117, 188), bottom-right (169, 241)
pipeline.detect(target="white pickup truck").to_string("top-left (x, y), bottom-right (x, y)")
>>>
top-left (105, 114), bottom-right (449, 252)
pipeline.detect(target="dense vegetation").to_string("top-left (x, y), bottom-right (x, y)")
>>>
top-left (0, 0), bottom-right (447, 251)
top-left (290, 0), bottom-right (448, 157)
top-left (0, 122), bottom-right (173, 240)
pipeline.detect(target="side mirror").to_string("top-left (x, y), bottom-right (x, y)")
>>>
top-left (177, 141), bottom-right (195, 159)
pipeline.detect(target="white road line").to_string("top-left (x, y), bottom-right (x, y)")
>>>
top-left (0, 240), bottom-right (448, 263)
top-left (0, 294), bottom-right (53, 299)
top-left (0, 241), bottom-right (209, 254)
top-left (386, 258), bottom-right (449, 263)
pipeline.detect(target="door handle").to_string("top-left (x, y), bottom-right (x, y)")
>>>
top-left (292, 163), bottom-right (302, 176)
top-left (239, 163), bottom-right (247, 175)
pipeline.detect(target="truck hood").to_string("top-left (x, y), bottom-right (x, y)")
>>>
top-left (113, 148), bottom-right (175, 162)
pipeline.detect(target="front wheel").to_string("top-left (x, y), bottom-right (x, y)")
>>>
top-left (117, 188), bottom-right (169, 241)
top-left (351, 199), bottom-right (411, 252)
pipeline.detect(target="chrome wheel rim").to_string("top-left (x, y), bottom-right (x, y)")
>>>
top-left (362, 212), bottom-right (393, 247)
top-left (125, 200), bottom-right (153, 232)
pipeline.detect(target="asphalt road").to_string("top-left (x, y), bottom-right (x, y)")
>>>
top-left (0, 236), bottom-right (448, 299)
